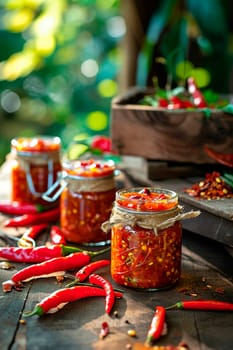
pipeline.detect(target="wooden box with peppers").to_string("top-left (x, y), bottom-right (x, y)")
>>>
top-left (111, 78), bottom-right (233, 165)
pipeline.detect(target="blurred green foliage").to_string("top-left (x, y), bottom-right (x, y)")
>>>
top-left (137, 0), bottom-right (233, 93)
top-left (0, 0), bottom-right (123, 164)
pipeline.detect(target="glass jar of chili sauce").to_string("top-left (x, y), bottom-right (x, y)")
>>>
top-left (108, 187), bottom-right (182, 290)
top-left (60, 159), bottom-right (116, 245)
top-left (10, 136), bottom-right (61, 206)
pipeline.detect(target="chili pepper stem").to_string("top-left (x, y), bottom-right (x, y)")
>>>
top-left (23, 305), bottom-right (44, 317)
top-left (61, 245), bottom-right (110, 257)
top-left (165, 302), bottom-right (182, 310)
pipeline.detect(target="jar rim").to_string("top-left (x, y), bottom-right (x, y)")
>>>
top-left (116, 187), bottom-right (178, 212)
top-left (62, 158), bottom-right (115, 178)
top-left (11, 136), bottom-right (61, 154)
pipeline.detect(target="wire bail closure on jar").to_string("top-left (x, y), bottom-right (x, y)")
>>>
top-left (15, 151), bottom-right (60, 198)
top-left (42, 170), bottom-right (117, 202)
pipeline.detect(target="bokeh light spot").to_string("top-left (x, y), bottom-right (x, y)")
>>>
top-left (1, 90), bottom-right (21, 113)
top-left (86, 111), bottom-right (108, 131)
top-left (188, 68), bottom-right (211, 88)
top-left (98, 79), bottom-right (117, 97)
top-left (175, 60), bottom-right (194, 79)
top-left (81, 59), bottom-right (99, 78)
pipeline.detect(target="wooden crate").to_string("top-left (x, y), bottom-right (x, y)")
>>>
top-left (111, 87), bottom-right (233, 164)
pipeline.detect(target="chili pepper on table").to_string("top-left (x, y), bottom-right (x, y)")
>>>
top-left (99, 321), bottom-right (110, 339)
top-left (0, 201), bottom-right (55, 216)
top-left (0, 244), bottom-right (110, 263)
top-left (66, 259), bottom-right (110, 287)
top-left (50, 225), bottom-right (67, 245)
top-left (89, 273), bottom-right (115, 315)
top-left (2, 248), bottom-right (110, 292)
top-left (166, 300), bottom-right (233, 311)
top-left (145, 306), bottom-right (167, 345)
top-left (204, 145), bottom-right (233, 168)
top-left (187, 77), bottom-right (207, 108)
top-left (18, 224), bottom-right (48, 248)
top-left (3, 207), bottom-right (60, 228)
top-left (23, 285), bottom-right (116, 317)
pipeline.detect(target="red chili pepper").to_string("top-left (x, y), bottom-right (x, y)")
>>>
top-left (50, 225), bottom-right (67, 245)
top-left (89, 273), bottom-right (115, 315)
top-left (187, 77), bottom-right (207, 108)
top-left (158, 98), bottom-right (169, 108)
top-left (0, 201), bottom-right (54, 216)
top-left (3, 207), bottom-right (60, 227)
top-left (91, 135), bottom-right (112, 153)
top-left (0, 244), bottom-right (110, 263)
top-left (166, 300), bottom-right (233, 311)
top-left (99, 321), bottom-right (110, 339)
top-left (204, 145), bottom-right (233, 168)
top-left (18, 224), bottom-right (48, 247)
top-left (75, 259), bottom-right (110, 282)
top-left (2, 251), bottom-right (91, 292)
top-left (65, 259), bottom-right (110, 287)
top-left (23, 285), bottom-right (111, 317)
top-left (146, 306), bottom-right (166, 345)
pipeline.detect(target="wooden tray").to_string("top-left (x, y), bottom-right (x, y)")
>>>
top-left (111, 87), bottom-right (233, 164)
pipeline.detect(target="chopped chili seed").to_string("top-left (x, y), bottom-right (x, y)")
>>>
top-left (184, 171), bottom-right (233, 200)
top-left (127, 329), bottom-right (137, 337)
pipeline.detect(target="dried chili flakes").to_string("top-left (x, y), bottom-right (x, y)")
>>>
top-left (184, 171), bottom-right (233, 200)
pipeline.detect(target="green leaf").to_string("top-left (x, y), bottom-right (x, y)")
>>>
top-left (222, 104), bottom-right (233, 115)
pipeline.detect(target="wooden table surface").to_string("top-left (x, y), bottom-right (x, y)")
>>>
top-left (0, 161), bottom-right (233, 350)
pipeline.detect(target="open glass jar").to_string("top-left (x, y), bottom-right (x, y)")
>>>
top-left (10, 136), bottom-right (61, 206)
top-left (52, 159), bottom-right (116, 245)
top-left (105, 187), bottom-right (183, 290)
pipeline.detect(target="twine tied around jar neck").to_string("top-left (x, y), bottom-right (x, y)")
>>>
top-left (101, 204), bottom-right (201, 235)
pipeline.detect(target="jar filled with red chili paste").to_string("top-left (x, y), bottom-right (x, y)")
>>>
top-left (102, 187), bottom-right (200, 290)
top-left (10, 136), bottom-right (61, 206)
top-left (60, 159), bottom-right (116, 245)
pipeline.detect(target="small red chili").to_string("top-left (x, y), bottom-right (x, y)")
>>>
top-left (91, 135), bottom-right (112, 153)
top-left (89, 273), bottom-right (115, 315)
top-left (0, 201), bottom-right (54, 216)
top-left (50, 225), bottom-right (67, 245)
top-left (23, 285), bottom-right (110, 317)
top-left (18, 224), bottom-right (48, 247)
top-left (3, 207), bottom-right (60, 228)
top-left (166, 300), bottom-right (233, 311)
top-left (146, 306), bottom-right (167, 345)
top-left (0, 244), bottom-right (110, 263)
top-left (69, 259), bottom-right (110, 286)
top-left (204, 145), bottom-right (233, 168)
top-left (187, 77), bottom-right (207, 108)
top-left (99, 321), bottom-right (110, 339)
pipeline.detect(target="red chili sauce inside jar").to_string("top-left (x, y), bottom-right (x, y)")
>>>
top-left (11, 136), bottom-right (61, 206)
top-left (110, 187), bottom-right (182, 290)
top-left (60, 159), bottom-right (116, 245)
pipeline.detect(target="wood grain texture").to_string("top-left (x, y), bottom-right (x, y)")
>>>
top-left (111, 87), bottom-right (233, 163)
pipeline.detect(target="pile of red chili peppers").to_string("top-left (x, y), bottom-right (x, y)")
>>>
top-left (184, 171), bottom-right (233, 199)
top-left (140, 76), bottom-right (229, 110)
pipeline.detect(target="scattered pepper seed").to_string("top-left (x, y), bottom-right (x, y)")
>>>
top-left (19, 319), bottom-right (26, 325)
top-left (127, 329), bottom-right (137, 337)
